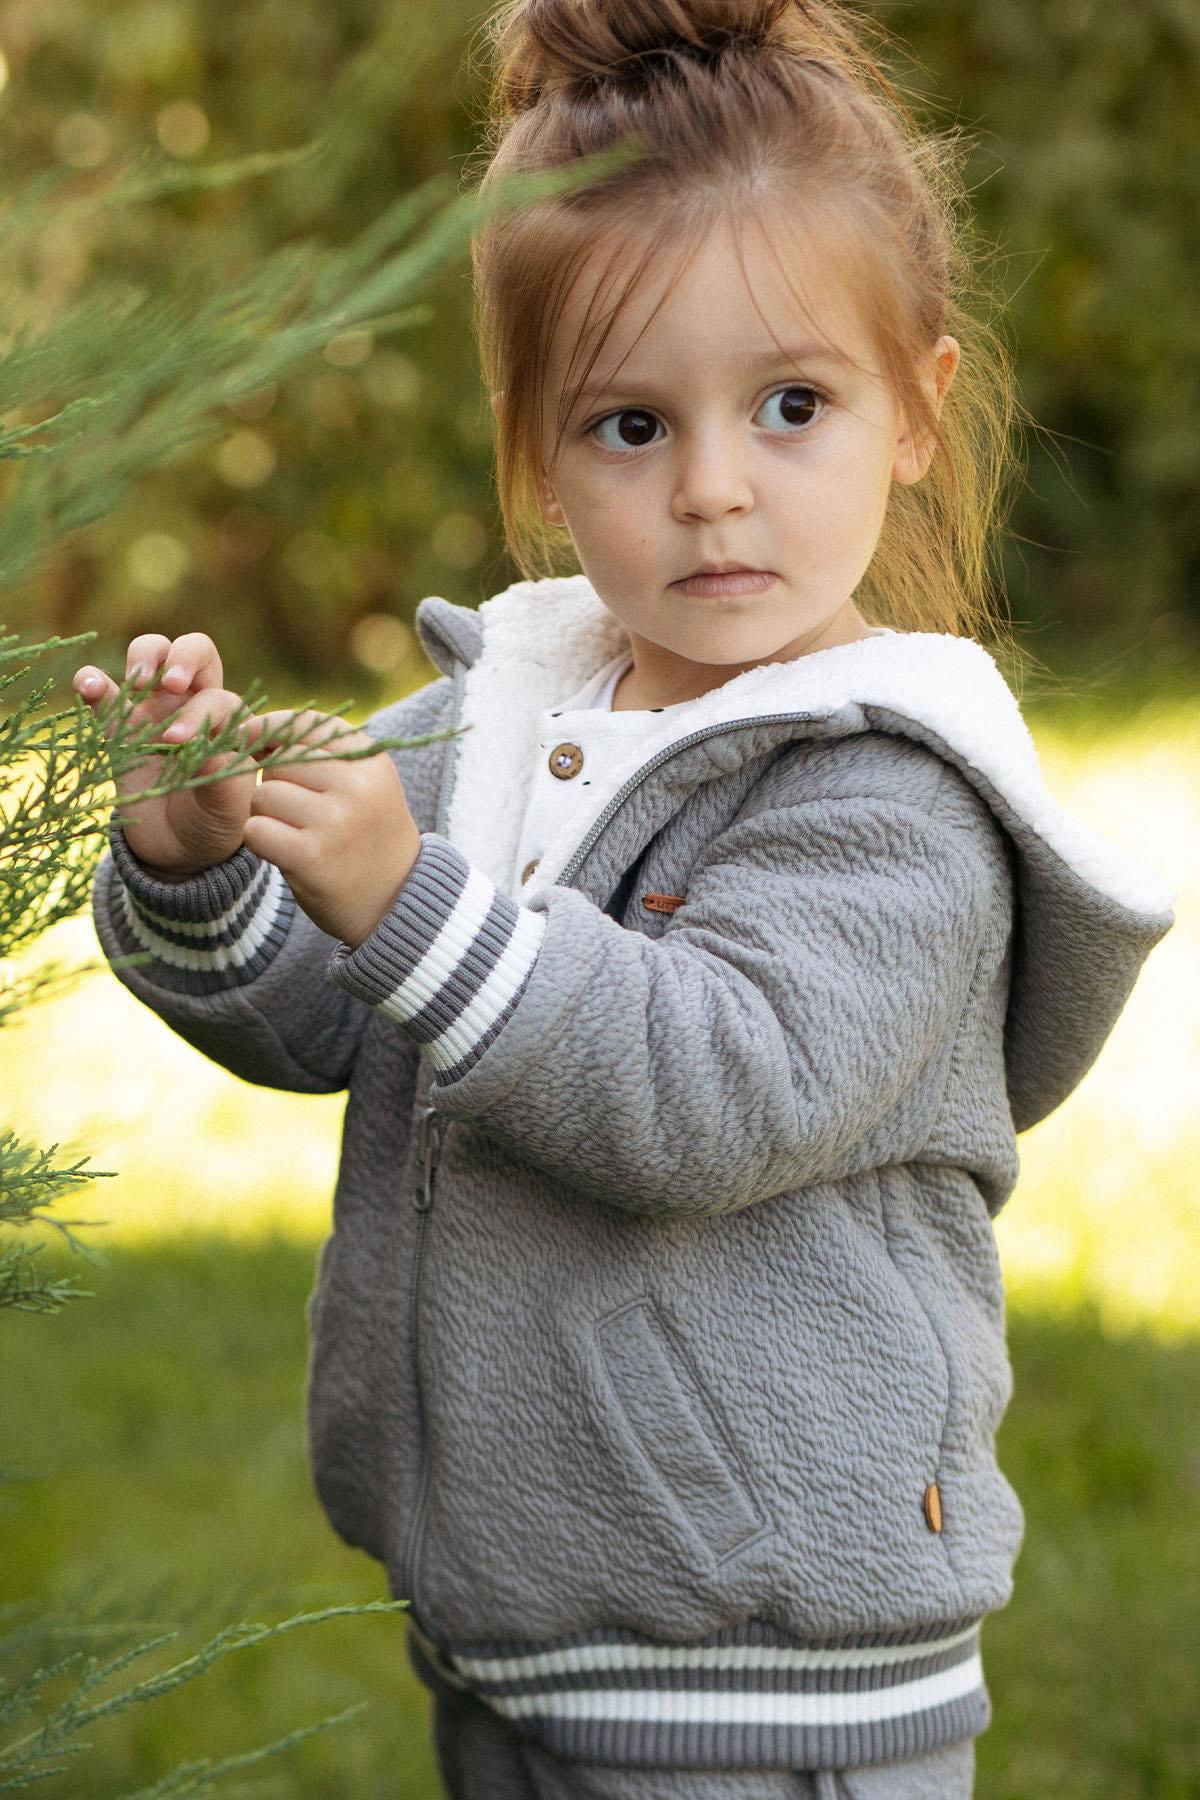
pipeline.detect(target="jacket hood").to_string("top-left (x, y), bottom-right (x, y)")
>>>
top-left (414, 575), bottom-right (1175, 1133)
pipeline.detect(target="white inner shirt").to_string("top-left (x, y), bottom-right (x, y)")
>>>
top-left (513, 650), bottom-right (706, 894)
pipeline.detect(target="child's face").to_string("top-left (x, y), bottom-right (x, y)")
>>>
top-left (531, 204), bottom-right (958, 690)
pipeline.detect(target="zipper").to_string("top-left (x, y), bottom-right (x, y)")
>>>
top-left (556, 711), bottom-right (823, 887)
top-left (402, 1099), bottom-right (447, 1615)
top-left (400, 665), bottom-right (462, 1626)
top-left (398, 682), bottom-right (812, 1632)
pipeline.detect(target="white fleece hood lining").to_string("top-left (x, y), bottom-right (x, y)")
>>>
top-left (439, 576), bottom-right (1175, 919)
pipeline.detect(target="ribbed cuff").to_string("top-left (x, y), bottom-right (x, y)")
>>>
top-left (108, 824), bottom-right (263, 918)
top-left (327, 832), bottom-right (546, 1082)
top-left (104, 824), bottom-right (294, 995)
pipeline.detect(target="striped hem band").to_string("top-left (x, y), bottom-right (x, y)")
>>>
top-left (407, 1614), bottom-right (989, 1769)
top-left (327, 832), bottom-right (545, 1082)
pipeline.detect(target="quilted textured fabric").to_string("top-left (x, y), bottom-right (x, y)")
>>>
top-left (91, 575), bottom-right (1175, 1771)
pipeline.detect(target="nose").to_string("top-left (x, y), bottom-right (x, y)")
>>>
top-left (670, 425), bottom-right (754, 523)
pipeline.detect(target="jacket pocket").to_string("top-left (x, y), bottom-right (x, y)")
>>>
top-left (593, 1296), bottom-right (768, 1567)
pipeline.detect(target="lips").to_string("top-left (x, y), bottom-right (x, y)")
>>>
top-left (683, 563), bottom-right (766, 578)
top-left (671, 568), bottom-right (776, 596)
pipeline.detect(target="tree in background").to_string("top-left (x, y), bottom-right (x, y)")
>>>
top-left (0, 0), bottom-right (1195, 692)
top-left (876, 0), bottom-right (1200, 674)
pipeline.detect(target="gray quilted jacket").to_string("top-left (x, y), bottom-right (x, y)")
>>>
top-left (91, 575), bottom-right (1176, 1772)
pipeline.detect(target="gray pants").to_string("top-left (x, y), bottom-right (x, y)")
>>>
top-left (408, 1629), bottom-right (976, 1800)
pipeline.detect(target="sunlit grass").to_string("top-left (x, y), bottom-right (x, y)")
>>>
top-left (995, 693), bottom-right (1198, 1342)
top-left (0, 925), bottom-right (345, 1244)
top-left (2, 694), bottom-right (1195, 1335)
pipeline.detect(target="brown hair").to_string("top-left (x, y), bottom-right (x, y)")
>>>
top-left (463, 0), bottom-right (1031, 680)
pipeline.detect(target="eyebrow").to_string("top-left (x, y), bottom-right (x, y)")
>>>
top-left (574, 342), bottom-right (853, 403)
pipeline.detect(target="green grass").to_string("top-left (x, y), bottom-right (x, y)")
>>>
top-left (2, 1240), bottom-right (1198, 1797)
top-left (0, 1239), bottom-right (439, 1798)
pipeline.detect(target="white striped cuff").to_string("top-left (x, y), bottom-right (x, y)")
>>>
top-left (326, 832), bottom-right (546, 1082)
top-left (105, 826), bottom-right (294, 994)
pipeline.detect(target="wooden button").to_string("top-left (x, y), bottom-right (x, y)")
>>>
top-left (642, 891), bottom-right (686, 915)
top-left (924, 1481), bottom-right (943, 1532)
top-left (548, 742), bottom-right (584, 780)
top-left (520, 858), bottom-right (541, 884)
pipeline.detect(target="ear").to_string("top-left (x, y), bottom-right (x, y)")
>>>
top-left (534, 468), bottom-right (566, 527)
top-left (491, 390), bottom-right (567, 525)
top-left (892, 335), bottom-right (960, 486)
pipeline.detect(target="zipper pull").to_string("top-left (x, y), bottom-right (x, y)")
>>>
top-left (413, 1103), bottom-right (445, 1213)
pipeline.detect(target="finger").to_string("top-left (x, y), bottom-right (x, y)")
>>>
top-left (124, 634), bottom-right (174, 689)
top-left (73, 667), bottom-right (128, 744)
top-left (241, 812), bottom-right (305, 866)
top-left (240, 709), bottom-right (367, 759)
top-left (155, 686), bottom-right (251, 745)
top-left (74, 666), bottom-right (120, 706)
top-left (248, 779), bottom-right (314, 828)
top-left (159, 631), bottom-right (225, 696)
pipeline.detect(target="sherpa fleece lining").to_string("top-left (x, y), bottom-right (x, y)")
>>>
top-left (442, 576), bottom-right (1175, 917)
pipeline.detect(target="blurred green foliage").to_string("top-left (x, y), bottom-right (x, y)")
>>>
top-left (878, 0), bottom-right (1200, 683)
top-left (0, 0), bottom-right (506, 710)
top-left (0, 0), bottom-right (1195, 702)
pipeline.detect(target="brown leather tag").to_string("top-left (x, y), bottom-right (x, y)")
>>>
top-left (642, 891), bottom-right (686, 915)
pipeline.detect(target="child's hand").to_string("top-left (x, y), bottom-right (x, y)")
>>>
top-left (238, 706), bottom-right (423, 948)
top-left (74, 632), bottom-right (257, 879)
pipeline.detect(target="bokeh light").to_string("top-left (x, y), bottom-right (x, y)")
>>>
top-left (155, 99), bottom-right (210, 158)
top-left (323, 328), bottom-right (374, 368)
top-left (431, 510), bottom-right (487, 570)
top-left (213, 428), bottom-right (276, 488)
top-left (361, 350), bottom-right (421, 410)
top-left (349, 612), bottom-right (415, 674)
top-left (127, 531), bottom-right (192, 592)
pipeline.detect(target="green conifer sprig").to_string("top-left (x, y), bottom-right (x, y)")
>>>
top-left (0, 1600), bottom-right (407, 1794)
top-left (0, 624), bottom-right (465, 1317)
top-left (0, 134), bottom-right (638, 596)
top-left (2, 628), bottom-right (464, 963)
top-left (85, 665), bottom-right (466, 814)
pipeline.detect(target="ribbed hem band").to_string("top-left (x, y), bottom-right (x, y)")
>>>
top-left (406, 1613), bottom-right (989, 1769)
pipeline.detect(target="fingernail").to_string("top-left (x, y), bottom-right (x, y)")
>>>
top-left (162, 721), bottom-right (193, 741)
top-left (81, 675), bottom-right (103, 697)
top-left (128, 662), bottom-right (146, 685)
top-left (164, 665), bottom-right (188, 685)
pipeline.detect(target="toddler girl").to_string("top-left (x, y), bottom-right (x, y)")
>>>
top-left (77, 1), bottom-right (1176, 1795)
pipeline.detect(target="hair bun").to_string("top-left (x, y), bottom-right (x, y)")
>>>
top-left (484, 0), bottom-right (822, 115)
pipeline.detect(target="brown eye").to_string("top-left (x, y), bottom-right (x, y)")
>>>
top-left (759, 385), bottom-right (825, 430)
top-left (591, 409), bottom-right (663, 452)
